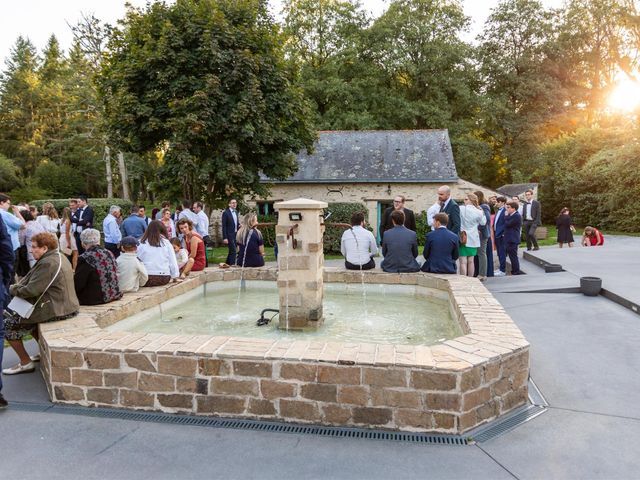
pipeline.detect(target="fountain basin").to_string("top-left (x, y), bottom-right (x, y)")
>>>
top-left (38, 267), bottom-right (529, 434)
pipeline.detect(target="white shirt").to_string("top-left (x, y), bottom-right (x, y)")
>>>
top-left (195, 210), bottom-right (209, 237)
top-left (36, 215), bottom-right (60, 234)
top-left (231, 209), bottom-right (238, 231)
top-left (494, 207), bottom-right (504, 228)
top-left (427, 203), bottom-right (441, 230)
top-left (340, 226), bottom-right (378, 265)
top-left (137, 238), bottom-right (180, 278)
top-left (459, 205), bottom-right (487, 248)
top-left (178, 209), bottom-right (199, 229)
top-left (117, 252), bottom-right (149, 292)
top-left (523, 202), bottom-right (534, 221)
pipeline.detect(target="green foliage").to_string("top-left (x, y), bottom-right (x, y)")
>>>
top-left (0, 154), bottom-right (21, 191)
top-left (322, 202), bottom-right (368, 253)
top-left (415, 211), bottom-right (429, 247)
top-left (30, 198), bottom-right (133, 232)
top-left (34, 161), bottom-right (86, 197)
top-left (8, 180), bottom-right (49, 204)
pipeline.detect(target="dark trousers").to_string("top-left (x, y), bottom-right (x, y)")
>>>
top-left (0, 303), bottom-right (4, 392)
top-left (506, 241), bottom-right (520, 274)
top-left (226, 238), bottom-right (237, 266)
top-left (105, 242), bottom-right (120, 259)
top-left (74, 233), bottom-right (85, 255)
top-left (495, 236), bottom-right (507, 272)
top-left (524, 221), bottom-right (539, 250)
top-left (486, 237), bottom-right (494, 277)
top-left (345, 258), bottom-right (375, 270)
top-left (145, 275), bottom-right (171, 287)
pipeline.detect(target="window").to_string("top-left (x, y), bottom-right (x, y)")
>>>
top-left (256, 201), bottom-right (275, 216)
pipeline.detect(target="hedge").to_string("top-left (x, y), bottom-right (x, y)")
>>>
top-left (30, 198), bottom-right (134, 233)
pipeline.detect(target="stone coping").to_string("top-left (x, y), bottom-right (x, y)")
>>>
top-left (39, 267), bottom-right (529, 372)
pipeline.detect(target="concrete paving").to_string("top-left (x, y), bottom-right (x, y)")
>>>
top-left (2, 237), bottom-right (640, 479)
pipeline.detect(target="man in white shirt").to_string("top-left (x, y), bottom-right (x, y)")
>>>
top-left (178, 200), bottom-right (199, 229)
top-left (103, 205), bottom-right (122, 258)
top-left (426, 201), bottom-right (441, 230)
top-left (340, 211), bottom-right (378, 270)
top-left (193, 202), bottom-right (210, 243)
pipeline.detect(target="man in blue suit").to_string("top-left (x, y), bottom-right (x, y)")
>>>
top-left (222, 199), bottom-right (240, 265)
top-left (437, 186), bottom-right (460, 235)
top-left (381, 210), bottom-right (420, 273)
top-left (504, 200), bottom-right (524, 275)
top-left (0, 213), bottom-right (16, 408)
top-left (421, 213), bottom-right (459, 274)
top-left (493, 196), bottom-right (507, 276)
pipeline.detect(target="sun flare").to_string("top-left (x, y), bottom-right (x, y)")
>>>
top-left (607, 78), bottom-right (640, 112)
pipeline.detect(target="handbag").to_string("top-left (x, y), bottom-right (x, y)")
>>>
top-left (7, 252), bottom-right (62, 320)
top-left (459, 207), bottom-right (468, 245)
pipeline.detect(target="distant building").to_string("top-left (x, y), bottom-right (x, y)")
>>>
top-left (496, 183), bottom-right (539, 200)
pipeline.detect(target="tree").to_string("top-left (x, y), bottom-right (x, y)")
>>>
top-left (99, 0), bottom-right (316, 205)
top-left (0, 154), bottom-right (20, 191)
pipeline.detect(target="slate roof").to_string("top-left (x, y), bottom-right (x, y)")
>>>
top-left (496, 183), bottom-right (539, 198)
top-left (265, 130), bottom-right (458, 183)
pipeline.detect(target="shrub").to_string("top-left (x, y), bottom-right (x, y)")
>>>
top-left (415, 211), bottom-right (429, 246)
top-left (30, 198), bottom-right (133, 233)
top-left (322, 202), bottom-right (369, 253)
top-left (257, 213), bottom-right (276, 247)
top-left (35, 162), bottom-right (86, 198)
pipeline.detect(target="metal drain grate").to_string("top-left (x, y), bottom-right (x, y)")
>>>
top-left (8, 401), bottom-right (469, 446)
top-left (470, 405), bottom-right (546, 443)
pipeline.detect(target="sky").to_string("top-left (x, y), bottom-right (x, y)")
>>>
top-left (0, 0), bottom-right (564, 68)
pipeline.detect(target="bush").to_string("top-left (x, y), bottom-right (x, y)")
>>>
top-left (30, 198), bottom-right (134, 233)
top-left (35, 162), bottom-right (86, 198)
top-left (322, 202), bottom-right (369, 253)
top-left (257, 213), bottom-right (276, 247)
top-left (415, 211), bottom-right (429, 246)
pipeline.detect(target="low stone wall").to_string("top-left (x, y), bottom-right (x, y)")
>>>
top-left (39, 268), bottom-right (529, 434)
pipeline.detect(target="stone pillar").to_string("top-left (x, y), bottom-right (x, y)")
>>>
top-left (274, 198), bottom-right (328, 330)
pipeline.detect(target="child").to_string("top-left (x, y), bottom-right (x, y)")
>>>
top-left (171, 237), bottom-right (192, 272)
top-left (117, 236), bottom-right (149, 292)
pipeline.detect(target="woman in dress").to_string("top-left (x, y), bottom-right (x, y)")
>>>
top-left (458, 193), bottom-right (487, 277)
top-left (19, 209), bottom-right (45, 268)
top-left (160, 207), bottom-right (176, 239)
top-left (74, 229), bottom-right (122, 305)
top-left (236, 212), bottom-right (265, 268)
top-left (137, 220), bottom-right (179, 286)
top-left (176, 217), bottom-right (206, 278)
top-left (582, 226), bottom-right (605, 247)
top-left (556, 207), bottom-right (575, 248)
top-left (36, 202), bottom-right (61, 236)
top-left (58, 207), bottom-right (78, 270)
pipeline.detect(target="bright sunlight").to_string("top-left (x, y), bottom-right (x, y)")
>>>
top-left (607, 77), bottom-right (640, 111)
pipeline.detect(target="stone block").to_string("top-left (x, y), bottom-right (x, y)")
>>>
top-left (280, 363), bottom-right (317, 382)
top-left (104, 371), bottom-right (137, 389)
top-left (51, 351), bottom-right (83, 368)
top-left (211, 378), bottom-right (258, 396)
top-left (491, 378), bottom-right (511, 397)
top-left (307, 242), bottom-right (322, 253)
top-left (248, 398), bottom-right (276, 416)
top-left (363, 368), bottom-right (406, 387)
top-left (177, 377), bottom-right (209, 395)
top-left (125, 353), bottom-right (157, 372)
top-left (462, 386), bottom-right (491, 411)
top-left (285, 256), bottom-right (310, 270)
top-left (157, 356), bottom-right (197, 377)
top-left (395, 409), bottom-right (432, 429)
top-left (71, 369), bottom-right (103, 387)
top-left (457, 410), bottom-right (477, 432)
top-left (483, 361), bottom-right (501, 383)
top-left (277, 280), bottom-right (297, 288)
top-left (433, 412), bottom-right (456, 430)
top-left (121, 390), bottom-right (154, 408)
top-left (158, 394), bottom-right (194, 409)
top-left (500, 386), bottom-right (528, 412)
top-left (198, 358), bottom-right (230, 376)
top-left (54, 385), bottom-right (85, 402)
top-left (371, 388), bottom-right (421, 409)
top-left (425, 393), bottom-right (461, 412)
top-left (476, 400), bottom-right (499, 421)
top-left (260, 380), bottom-right (296, 399)
top-left (84, 352), bottom-right (120, 370)
top-left (352, 407), bottom-right (392, 426)
top-left (139, 372), bottom-right (175, 392)
top-left (317, 365), bottom-right (360, 385)
top-left (87, 388), bottom-right (118, 405)
top-left (338, 386), bottom-right (369, 406)
top-left (280, 399), bottom-right (321, 422)
top-left (300, 384), bottom-right (337, 402)
top-left (410, 371), bottom-right (457, 391)
top-left (501, 351), bottom-right (529, 377)
top-left (51, 367), bottom-right (71, 383)
top-left (460, 367), bottom-right (482, 391)
top-left (233, 361), bottom-right (273, 378)
top-left (322, 404), bottom-right (352, 424)
top-left (197, 395), bottom-right (247, 414)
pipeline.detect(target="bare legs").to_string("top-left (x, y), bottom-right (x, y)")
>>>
top-left (7, 330), bottom-right (39, 366)
top-left (458, 256), bottom-right (475, 276)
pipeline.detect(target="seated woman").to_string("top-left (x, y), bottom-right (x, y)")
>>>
top-left (3, 232), bottom-right (79, 375)
top-left (582, 226), bottom-right (605, 247)
top-left (236, 212), bottom-right (265, 268)
top-left (137, 220), bottom-right (180, 286)
top-left (176, 218), bottom-right (206, 278)
top-left (74, 228), bottom-right (122, 305)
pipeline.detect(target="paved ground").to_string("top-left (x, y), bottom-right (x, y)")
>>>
top-left (2, 239), bottom-right (640, 479)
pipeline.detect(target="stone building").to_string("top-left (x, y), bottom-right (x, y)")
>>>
top-left (496, 183), bottom-right (539, 201)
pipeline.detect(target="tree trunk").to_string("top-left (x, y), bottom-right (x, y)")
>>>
top-left (105, 145), bottom-right (113, 198)
top-left (117, 151), bottom-right (131, 200)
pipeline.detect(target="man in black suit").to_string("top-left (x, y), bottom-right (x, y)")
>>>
top-left (379, 195), bottom-right (416, 244)
top-left (421, 213), bottom-right (459, 274)
top-left (493, 196), bottom-right (508, 276)
top-left (71, 195), bottom-right (94, 255)
top-left (381, 210), bottom-right (420, 273)
top-left (222, 199), bottom-right (240, 265)
top-left (504, 201), bottom-right (524, 275)
top-left (522, 189), bottom-right (541, 251)
top-left (437, 186), bottom-right (460, 235)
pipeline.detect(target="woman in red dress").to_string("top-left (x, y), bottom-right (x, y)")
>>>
top-left (581, 226), bottom-right (605, 246)
top-left (176, 218), bottom-right (206, 277)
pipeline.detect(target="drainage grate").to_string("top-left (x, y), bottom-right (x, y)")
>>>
top-left (470, 405), bottom-right (546, 443)
top-left (8, 401), bottom-right (469, 446)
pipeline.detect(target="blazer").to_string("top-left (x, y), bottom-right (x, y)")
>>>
top-left (441, 199), bottom-right (461, 235)
top-left (0, 215), bottom-right (15, 306)
top-left (493, 207), bottom-right (506, 238)
top-left (522, 200), bottom-right (541, 226)
top-left (71, 205), bottom-right (94, 233)
top-left (504, 211), bottom-right (523, 244)
top-left (380, 225), bottom-right (420, 273)
top-left (379, 207), bottom-right (416, 242)
top-left (222, 208), bottom-right (240, 241)
top-left (421, 227), bottom-right (459, 274)
top-left (479, 204), bottom-right (491, 240)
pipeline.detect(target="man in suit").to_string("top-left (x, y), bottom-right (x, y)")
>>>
top-left (0, 213), bottom-right (15, 408)
top-left (121, 206), bottom-right (147, 240)
top-left (381, 210), bottom-right (420, 273)
top-left (522, 189), bottom-right (541, 251)
top-left (504, 200), bottom-right (524, 275)
top-left (71, 195), bottom-right (94, 255)
top-left (222, 199), bottom-right (240, 265)
top-left (421, 213), bottom-right (459, 274)
top-left (379, 195), bottom-right (416, 244)
top-left (437, 186), bottom-right (460, 235)
top-left (493, 196), bottom-right (507, 277)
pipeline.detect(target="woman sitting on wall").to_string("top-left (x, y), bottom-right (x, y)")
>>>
top-left (74, 228), bottom-right (122, 305)
top-left (236, 212), bottom-right (265, 268)
top-left (137, 220), bottom-right (180, 286)
top-left (3, 232), bottom-right (79, 375)
top-left (176, 218), bottom-right (206, 278)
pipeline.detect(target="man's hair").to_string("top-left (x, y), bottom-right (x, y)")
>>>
top-left (109, 205), bottom-right (121, 215)
top-left (130, 206), bottom-right (140, 215)
top-left (350, 211), bottom-right (365, 226)
top-left (21, 209), bottom-right (34, 222)
top-left (507, 201), bottom-right (519, 210)
top-left (122, 244), bottom-right (137, 252)
top-left (182, 199), bottom-right (192, 209)
top-left (194, 201), bottom-right (204, 209)
top-left (434, 212), bottom-right (449, 226)
top-left (394, 195), bottom-right (406, 203)
top-left (69, 198), bottom-right (78, 205)
top-left (32, 232), bottom-right (58, 250)
top-left (138, 205), bottom-right (145, 210)
top-left (78, 195), bottom-right (88, 202)
top-left (525, 189), bottom-right (534, 194)
top-left (0, 193), bottom-right (10, 203)
top-left (390, 210), bottom-right (405, 225)
top-left (496, 196), bottom-right (507, 203)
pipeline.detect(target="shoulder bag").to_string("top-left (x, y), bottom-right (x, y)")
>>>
top-left (459, 207), bottom-right (468, 245)
top-left (7, 252), bottom-right (62, 320)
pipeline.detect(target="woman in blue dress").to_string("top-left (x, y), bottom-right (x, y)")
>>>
top-left (236, 212), bottom-right (265, 267)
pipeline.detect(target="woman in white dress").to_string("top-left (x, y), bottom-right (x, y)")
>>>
top-left (58, 207), bottom-right (78, 270)
top-left (36, 202), bottom-right (61, 235)
top-left (458, 193), bottom-right (487, 277)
